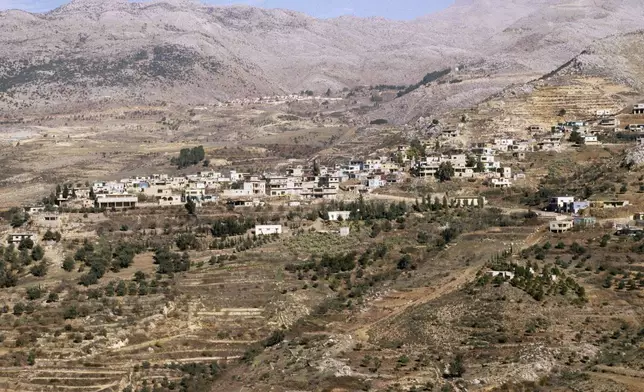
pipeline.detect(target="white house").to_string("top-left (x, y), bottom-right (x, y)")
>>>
top-left (549, 196), bottom-right (575, 210)
top-left (550, 220), bottom-right (574, 233)
top-left (583, 135), bottom-right (600, 145)
top-left (328, 211), bottom-right (352, 221)
top-left (488, 271), bottom-right (515, 279)
top-left (255, 225), bottom-right (282, 236)
top-left (339, 227), bottom-right (350, 237)
top-left (159, 195), bottom-right (184, 206)
top-left (8, 233), bottom-right (36, 245)
top-left (491, 178), bottom-right (512, 188)
top-left (451, 196), bottom-right (487, 208)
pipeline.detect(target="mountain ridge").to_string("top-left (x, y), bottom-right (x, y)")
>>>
top-left (1, 0), bottom-right (643, 119)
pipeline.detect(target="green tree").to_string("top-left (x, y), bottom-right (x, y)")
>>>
top-left (185, 199), bottom-right (197, 216)
top-left (475, 160), bottom-right (485, 173)
top-left (436, 162), bottom-right (455, 182)
top-left (30, 261), bottom-right (48, 277)
top-left (26, 286), bottom-right (43, 300)
top-left (18, 237), bottom-right (34, 250)
top-left (13, 302), bottom-right (25, 316)
top-left (116, 280), bottom-right (127, 296)
top-left (569, 130), bottom-right (584, 144)
top-left (62, 256), bottom-right (75, 272)
top-left (447, 353), bottom-right (465, 378)
top-left (397, 254), bottom-right (412, 270)
top-left (46, 292), bottom-right (59, 303)
top-left (27, 351), bottom-right (35, 366)
top-left (19, 249), bottom-right (31, 266)
top-left (31, 245), bottom-right (45, 261)
top-left (10, 210), bottom-right (28, 228)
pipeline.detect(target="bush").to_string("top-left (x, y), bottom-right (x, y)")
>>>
top-left (18, 237), bottom-right (34, 250)
top-left (446, 353), bottom-right (465, 378)
top-left (63, 305), bottom-right (78, 320)
top-left (26, 286), bottom-right (44, 300)
top-left (31, 245), bottom-right (45, 261)
top-left (62, 256), bottom-right (75, 272)
top-left (263, 330), bottom-right (285, 347)
top-left (171, 146), bottom-right (205, 169)
top-left (397, 254), bottom-right (412, 270)
top-left (175, 233), bottom-right (198, 251)
top-left (13, 302), bottom-right (26, 316)
top-left (30, 262), bottom-right (48, 277)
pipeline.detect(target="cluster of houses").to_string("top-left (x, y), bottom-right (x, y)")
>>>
top-left (546, 196), bottom-right (636, 233)
top-left (220, 93), bottom-right (342, 107)
top-left (405, 137), bottom-right (527, 188)
top-left (37, 157), bottom-right (407, 212)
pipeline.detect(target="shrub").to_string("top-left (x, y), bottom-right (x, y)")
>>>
top-left (31, 245), bottom-right (45, 261)
top-left (62, 256), bottom-right (75, 272)
top-left (263, 330), bottom-right (285, 347)
top-left (30, 262), bottom-right (48, 277)
top-left (26, 286), bottom-right (44, 300)
top-left (13, 302), bottom-right (25, 316)
top-left (46, 292), bottom-right (59, 303)
top-left (446, 353), bottom-right (465, 378)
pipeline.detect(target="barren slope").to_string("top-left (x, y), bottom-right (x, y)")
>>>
top-left (1, 0), bottom-right (644, 119)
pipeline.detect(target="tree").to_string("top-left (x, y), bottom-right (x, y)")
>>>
top-left (397, 255), bottom-right (412, 270)
top-left (475, 160), bottom-right (486, 173)
top-left (18, 237), bottom-right (34, 250)
top-left (30, 261), bottom-right (48, 277)
top-left (116, 280), bottom-right (127, 296)
top-left (13, 302), bottom-right (25, 316)
top-left (185, 199), bottom-right (197, 216)
top-left (62, 256), bottom-right (75, 272)
top-left (436, 162), bottom-right (455, 182)
top-left (43, 229), bottom-right (60, 242)
top-left (62, 184), bottom-right (70, 199)
top-left (176, 233), bottom-right (197, 251)
top-left (171, 146), bottom-right (206, 169)
top-left (134, 271), bottom-right (147, 283)
top-left (26, 286), bottom-right (43, 300)
top-left (27, 351), bottom-right (36, 366)
top-left (558, 108), bottom-right (567, 117)
top-left (10, 210), bottom-right (28, 228)
top-left (31, 245), bottom-right (44, 261)
top-left (446, 353), bottom-right (465, 378)
top-left (568, 130), bottom-right (584, 144)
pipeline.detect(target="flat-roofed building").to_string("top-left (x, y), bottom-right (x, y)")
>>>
top-left (254, 225), bottom-right (282, 236)
top-left (95, 194), bottom-right (137, 209)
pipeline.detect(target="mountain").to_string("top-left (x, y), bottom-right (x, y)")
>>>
top-left (372, 0), bottom-right (644, 123)
top-left (0, 0), bottom-right (643, 117)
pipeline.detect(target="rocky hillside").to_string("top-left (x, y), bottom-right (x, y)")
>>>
top-left (544, 30), bottom-right (644, 91)
top-left (1, 0), bottom-right (643, 116)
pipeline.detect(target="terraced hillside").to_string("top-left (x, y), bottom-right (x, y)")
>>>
top-left (0, 215), bottom-right (336, 392)
top-left (453, 77), bottom-right (634, 142)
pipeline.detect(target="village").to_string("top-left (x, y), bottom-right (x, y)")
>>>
top-left (7, 102), bottom-right (644, 251)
